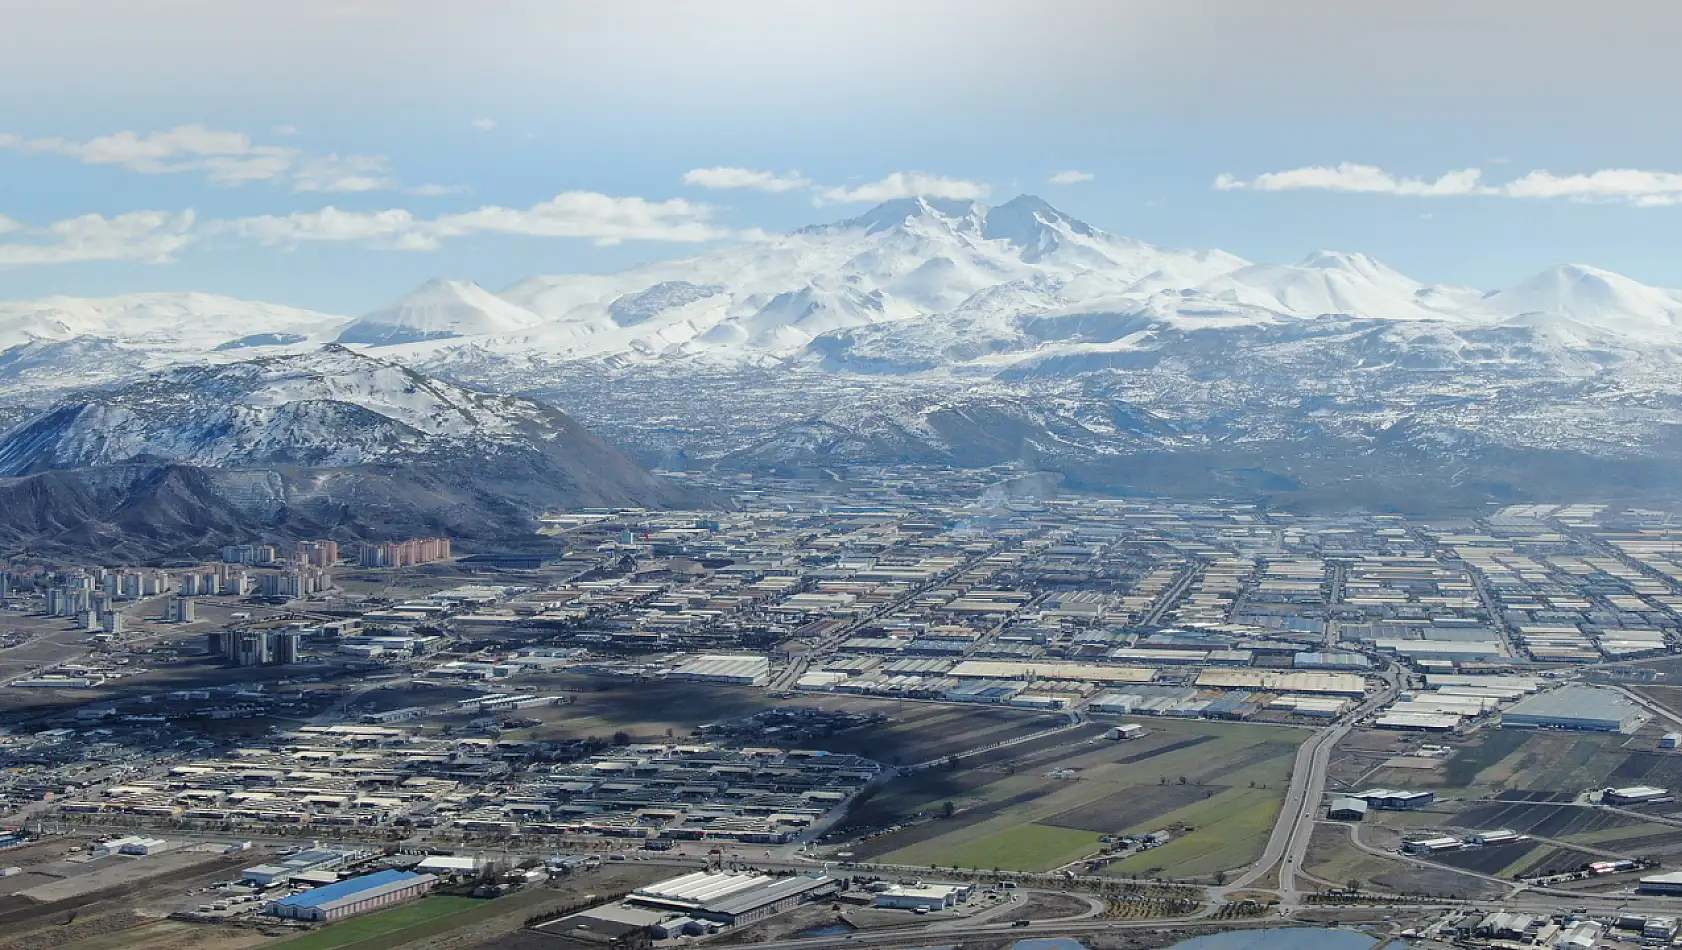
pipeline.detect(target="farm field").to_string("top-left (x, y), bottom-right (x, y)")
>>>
top-left (1355, 728), bottom-right (1636, 801)
top-left (502, 679), bottom-right (1063, 764)
top-left (852, 718), bottom-right (1306, 877)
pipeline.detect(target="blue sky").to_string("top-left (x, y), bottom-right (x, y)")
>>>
top-left (3, 0), bottom-right (1682, 314)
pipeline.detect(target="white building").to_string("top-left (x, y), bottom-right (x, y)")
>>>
top-left (873, 882), bottom-right (972, 911)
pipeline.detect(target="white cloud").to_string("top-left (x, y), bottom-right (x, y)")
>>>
top-left (683, 166), bottom-right (812, 193)
top-left (1216, 162), bottom-right (1682, 207)
top-left (227, 206), bottom-right (430, 249)
top-left (0, 215), bottom-right (20, 237)
top-left (1495, 168), bottom-right (1682, 206)
top-left (469, 118), bottom-right (498, 131)
top-left (1048, 170), bottom-right (1095, 185)
top-left (0, 210), bottom-right (196, 267)
top-left (271, 124), bottom-right (300, 136)
top-left (406, 183), bottom-right (469, 197)
top-left (291, 153), bottom-right (397, 193)
top-left (816, 171), bottom-right (990, 204)
top-left (1214, 163), bottom-right (1482, 196)
top-left (2, 124), bottom-right (435, 194)
top-left (223, 191), bottom-right (736, 250)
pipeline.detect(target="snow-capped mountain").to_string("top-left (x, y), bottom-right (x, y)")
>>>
top-left (5, 195), bottom-right (1682, 516)
top-left (335, 278), bottom-right (544, 346)
top-left (366, 194), bottom-right (1257, 369)
top-left (0, 292), bottom-right (349, 353)
top-left (0, 345), bottom-right (660, 473)
top-left (6, 196), bottom-right (1682, 390)
top-left (0, 346), bottom-right (700, 556)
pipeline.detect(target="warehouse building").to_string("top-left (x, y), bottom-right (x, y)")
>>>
top-left (668, 655), bottom-right (770, 687)
top-left (1638, 871), bottom-right (1682, 895)
top-left (1351, 788), bottom-right (1435, 810)
top-left (1327, 797), bottom-right (1368, 821)
top-left (1193, 669), bottom-right (1367, 697)
top-left (1500, 685), bottom-right (1642, 733)
top-left (1603, 785), bottom-right (1671, 805)
top-left (1401, 836), bottom-right (1462, 854)
top-left (874, 881), bottom-right (972, 911)
top-left (624, 871), bottom-right (837, 925)
top-left (266, 870), bottom-right (436, 922)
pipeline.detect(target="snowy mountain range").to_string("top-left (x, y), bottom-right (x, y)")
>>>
top-left (4, 195), bottom-right (1682, 386)
top-left (0, 347), bottom-right (697, 556)
top-left (4, 195), bottom-right (1682, 516)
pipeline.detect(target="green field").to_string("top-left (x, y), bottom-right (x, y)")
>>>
top-left (1361, 728), bottom-right (1631, 800)
top-left (1104, 786), bottom-right (1284, 879)
top-left (267, 896), bottom-right (483, 950)
top-left (889, 821), bottom-right (1103, 871)
top-left (863, 718), bottom-right (1306, 876)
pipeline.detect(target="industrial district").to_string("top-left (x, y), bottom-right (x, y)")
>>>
top-left (6, 479), bottom-right (1682, 950)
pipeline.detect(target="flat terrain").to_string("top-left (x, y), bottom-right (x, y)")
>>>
top-left (1302, 824), bottom-right (1505, 900)
top-left (503, 679), bottom-right (1064, 763)
top-left (267, 896), bottom-right (483, 950)
top-left (840, 718), bottom-right (1306, 878)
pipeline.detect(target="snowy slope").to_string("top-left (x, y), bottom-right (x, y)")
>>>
top-left (387, 195), bottom-right (1257, 367)
top-left (1483, 264), bottom-right (1682, 339)
top-left (0, 345), bottom-right (580, 474)
top-left (6, 196), bottom-right (1682, 393)
top-left (335, 278), bottom-right (545, 346)
top-left (0, 292), bottom-right (349, 352)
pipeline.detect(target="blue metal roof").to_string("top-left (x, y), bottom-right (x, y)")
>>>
top-left (272, 870), bottom-right (421, 908)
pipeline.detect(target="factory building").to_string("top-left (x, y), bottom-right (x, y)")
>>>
top-left (1639, 871), bottom-right (1682, 895)
top-left (1350, 789), bottom-right (1435, 810)
top-left (266, 870), bottom-right (436, 922)
top-left (669, 655), bottom-right (771, 687)
top-left (874, 882), bottom-right (972, 911)
top-left (1603, 785), bottom-right (1671, 805)
top-left (1501, 685), bottom-right (1642, 733)
top-left (1401, 836), bottom-right (1462, 854)
top-left (622, 871), bottom-right (837, 925)
top-left (243, 848), bottom-right (363, 887)
top-left (1327, 797), bottom-right (1368, 821)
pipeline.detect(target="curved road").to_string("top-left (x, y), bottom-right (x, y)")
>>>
top-left (1228, 669), bottom-right (1401, 900)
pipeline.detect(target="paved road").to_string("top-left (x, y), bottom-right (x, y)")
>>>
top-left (1139, 563), bottom-right (1201, 627)
top-left (1614, 684), bottom-right (1682, 731)
top-left (1227, 668), bottom-right (1401, 901)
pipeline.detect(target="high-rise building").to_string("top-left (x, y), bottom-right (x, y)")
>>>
top-left (101, 611), bottom-right (124, 634)
top-left (357, 538), bottom-right (452, 568)
top-left (162, 597), bottom-right (196, 623)
top-left (46, 587), bottom-right (91, 617)
top-left (220, 544), bottom-right (279, 565)
top-left (230, 629), bottom-right (269, 667)
top-left (296, 540), bottom-right (340, 568)
top-left (271, 629), bottom-right (301, 665)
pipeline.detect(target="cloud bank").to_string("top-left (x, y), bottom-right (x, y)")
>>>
top-left (1217, 162), bottom-right (1682, 207)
